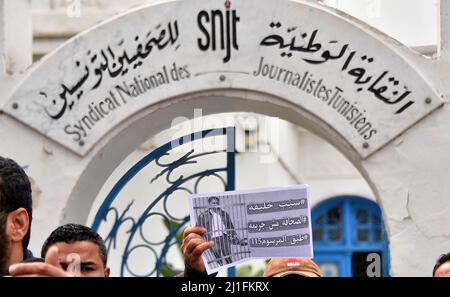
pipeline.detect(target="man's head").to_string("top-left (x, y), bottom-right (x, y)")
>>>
top-left (41, 224), bottom-right (110, 277)
top-left (208, 196), bottom-right (220, 206)
top-left (0, 156), bottom-right (32, 273)
top-left (433, 253), bottom-right (450, 277)
top-left (263, 258), bottom-right (323, 277)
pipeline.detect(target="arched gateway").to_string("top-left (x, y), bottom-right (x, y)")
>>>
top-left (1, 0), bottom-right (450, 276)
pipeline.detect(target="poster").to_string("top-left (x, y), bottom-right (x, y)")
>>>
top-left (189, 184), bottom-right (313, 274)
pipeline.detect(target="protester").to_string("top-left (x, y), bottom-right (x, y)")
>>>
top-left (181, 226), bottom-right (322, 277)
top-left (10, 223), bottom-right (110, 277)
top-left (263, 258), bottom-right (322, 277)
top-left (0, 156), bottom-right (42, 276)
top-left (433, 252), bottom-right (450, 277)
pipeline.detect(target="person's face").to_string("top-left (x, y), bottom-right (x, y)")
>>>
top-left (48, 241), bottom-right (110, 277)
top-left (209, 199), bottom-right (219, 207)
top-left (435, 261), bottom-right (450, 277)
top-left (0, 212), bottom-right (11, 273)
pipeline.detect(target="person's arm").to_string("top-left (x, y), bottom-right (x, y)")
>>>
top-left (183, 261), bottom-right (217, 277)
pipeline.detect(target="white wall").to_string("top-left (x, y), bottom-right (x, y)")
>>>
top-left (31, 0), bottom-right (439, 59)
top-left (0, 0), bottom-right (32, 73)
top-left (323, 0), bottom-right (438, 47)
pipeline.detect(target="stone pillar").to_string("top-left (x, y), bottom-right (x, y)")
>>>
top-left (439, 0), bottom-right (450, 58)
top-left (0, 0), bottom-right (32, 75)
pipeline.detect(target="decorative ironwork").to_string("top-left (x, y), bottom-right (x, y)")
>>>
top-left (91, 128), bottom-right (236, 277)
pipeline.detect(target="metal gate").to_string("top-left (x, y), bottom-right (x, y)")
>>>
top-left (90, 127), bottom-right (236, 277)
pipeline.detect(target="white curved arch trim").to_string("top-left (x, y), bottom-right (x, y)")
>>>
top-left (3, 0), bottom-right (443, 158)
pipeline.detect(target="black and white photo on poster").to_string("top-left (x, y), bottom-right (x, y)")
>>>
top-left (189, 184), bottom-right (313, 274)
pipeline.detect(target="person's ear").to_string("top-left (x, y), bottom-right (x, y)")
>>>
top-left (104, 267), bottom-right (110, 277)
top-left (6, 208), bottom-right (29, 243)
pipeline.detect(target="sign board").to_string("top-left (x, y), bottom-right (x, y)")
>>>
top-left (4, 0), bottom-right (443, 157)
top-left (189, 184), bottom-right (313, 275)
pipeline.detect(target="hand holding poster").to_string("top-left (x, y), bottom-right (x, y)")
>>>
top-left (189, 184), bottom-right (313, 275)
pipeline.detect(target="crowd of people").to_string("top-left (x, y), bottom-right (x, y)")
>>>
top-left (0, 157), bottom-right (109, 277)
top-left (1, 155), bottom-right (449, 277)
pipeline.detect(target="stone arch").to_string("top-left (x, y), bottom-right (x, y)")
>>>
top-left (64, 89), bottom-right (365, 225)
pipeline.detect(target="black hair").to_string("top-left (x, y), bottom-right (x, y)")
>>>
top-left (41, 223), bottom-right (108, 267)
top-left (0, 156), bottom-right (32, 255)
top-left (433, 252), bottom-right (450, 276)
top-left (208, 196), bottom-right (220, 204)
